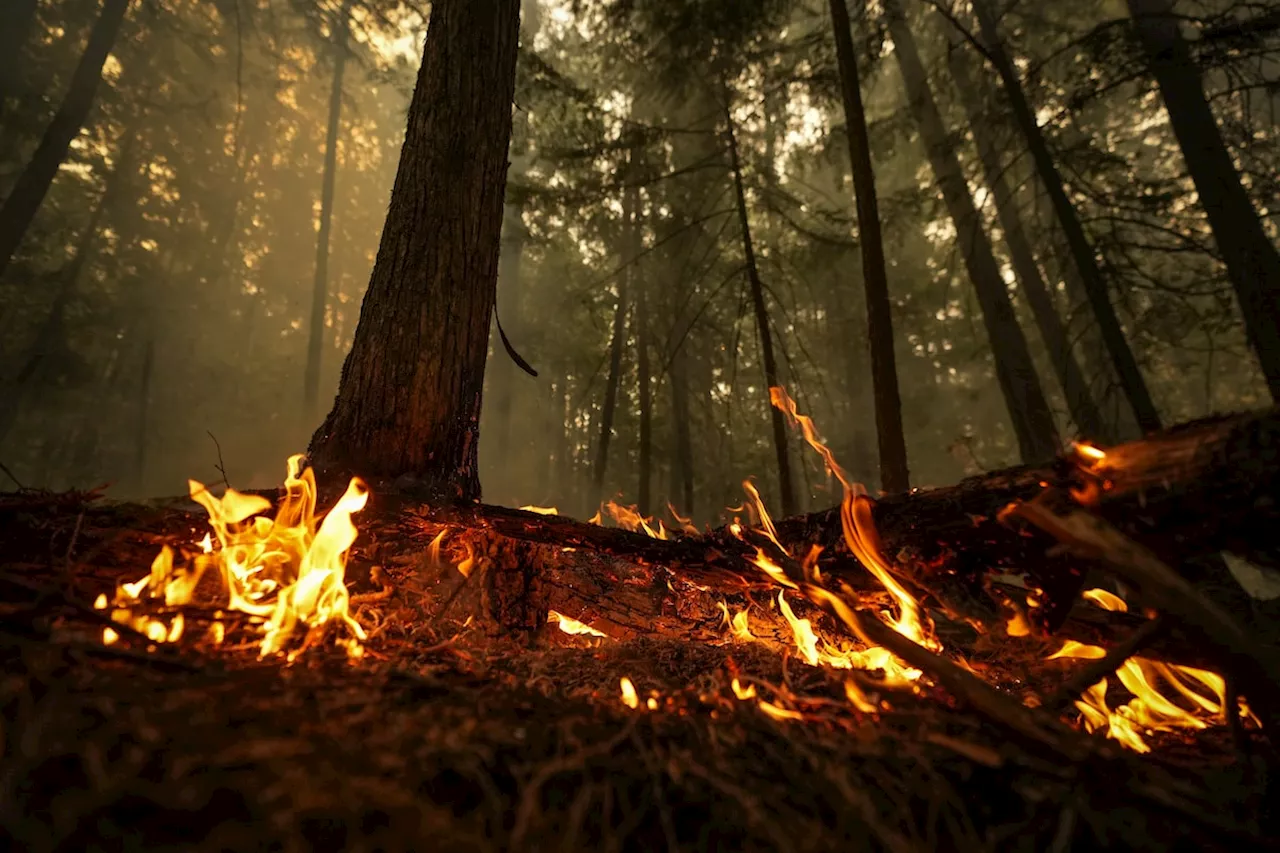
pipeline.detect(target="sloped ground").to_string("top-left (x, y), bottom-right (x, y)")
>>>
top-left (0, 491), bottom-right (1274, 852)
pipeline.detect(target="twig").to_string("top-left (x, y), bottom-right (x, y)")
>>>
top-left (0, 461), bottom-right (24, 489)
top-left (206, 430), bottom-right (230, 488)
top-left (1043, 615), bottom-right (1167, 713)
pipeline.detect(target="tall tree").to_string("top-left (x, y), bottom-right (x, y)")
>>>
top-left (307, 0), bottom-right (522, 500)
top-left (725, 96), bottom-right (796, 516)
top-left (946, 38), bottom-right (1114, 443)
top-left (969, 0), bottom-right (1162, 433)
top-left (828, 0), bottom-right (910, 493)
top-left (629, 148), bottom-right (654, 516)
top-left (592, 189), bottom-right (632, 494)
top-left (0, 0), bottom-right (133, 281)
top-left (303, 0), bottom-right (354, 413)
top-left (1126, 0), bottom-right (1280, 401)
top-left (883, 0), bottom-right (1060, 463)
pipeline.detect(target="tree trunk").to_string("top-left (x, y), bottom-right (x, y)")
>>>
top-left (1126, 0), bottom-right (1280, 401)
top-left (0, 0), bottom-right (132, 281)
top-left (946, 41), bottom-right (1114, 444)
top-left (303, 0), bottom-right (353, 413)
top-left (629, 150), bottom-right (653, 516)
top-left (592, 233), bottom-right (630, 494)
top-left (307, 0), bottom-right (522, 500)
top-left (884, 0), bottom-right (1060, 464)
top-left (669, 346), bottom-right (695, 516)
top-left (829, 0), bottom-right (911, 494)
top-left (970, 0), bottom-right (1162, 433)
top-left (724, 99), bottom-right (796, 516)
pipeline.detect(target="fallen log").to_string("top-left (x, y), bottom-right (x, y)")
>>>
top-left (414, 406), bottom-right (1280, 636)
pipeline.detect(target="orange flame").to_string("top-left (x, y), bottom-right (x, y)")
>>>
top-left (548, 610), bottom-right (607, 638)
top-left (520, 505), bottom-right (559, 515)
top-left (104, 455), bottom-right (369, 659)
top-left (1048, 590), bottom-right (1259, 751)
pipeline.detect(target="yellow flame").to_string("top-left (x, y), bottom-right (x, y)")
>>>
top-left (548, 610), bottom-right (607, 638)
top-left (1074, 442), bottom-right (1107, 463)
top-left (1005, 611), bottom-right (1032, 637)
top-left (620, 677), bottom-right (640, 709)
top-left (666, 503), bottom-right (699, 534)
top-left (455, 543), bottom-right (476, 579)
top-left (1047, 588), bottom-right (1261, 751)
top-left (520, 505), bottom-right (559, 515)
top-left (427, 529), bottom-right (448, 565)
top-left (758, 700), bottom-right (805, 721)
top-left (106, 455), bottom-right (368, 659)
top-left (731, 678), bottom-right (757, 700)
top-left (102, 627), bottom-right (118, 645)
top-left (844, 679), bottom-right (878, 713)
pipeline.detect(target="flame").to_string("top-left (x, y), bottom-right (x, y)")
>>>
top-left (1005, 611), bottom-right (1032, 637)
top-left (1082, 587), bottom-right (1127, 612)
top-left (666, 503), bottom-right (699, 534)
top-left (548, 610), bottom-right (607, 638)
top-left (742, 480), bottom-right (786, 553)
top-left (594, 500), bottom-right (669, 539)
top-left (104, 455), bottom-right (369, 659)
top-left (1046, 590), bottom-right (1260, 751)
top-left (758, 700), bottom-right (805, 721)
top-left (520, 505), bottom-right (559, 515)
top-left (731, 677), bottom-right (757, 700)
top-left (455, 542), bottom-right (476, 579)
top-left (427, 529), bottom-right (448, 565)
top-left (619, 677), bottom-right (640, 709)
top-left (1073, 442), bottom-right (1107, 464)
top-left (717, 601), bottom-right (755, 641)
top-left (844, 679), bottom-right (878, 713)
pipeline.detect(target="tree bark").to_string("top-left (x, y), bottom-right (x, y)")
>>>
top-left (307, 0), bottom-right (522, 500)
top-left (946, 40), bottom-right (1114, 444)
top-left (724, 98), bottom-right (795, 517)
top-left (829, 0), bottom-right (911, 494)
top-left (303, 0), bottom-right (353, 413)
top-left (0, 0), bottom-right (132, 281)
top-left (1126, 0), bottom-right (1280, 402)
top-left (970, 0), bottom-right (1163, 433)
top-left (884, 0), bottom-right (1060, 464)
top-left (669, 346), bottom-right (696, 515)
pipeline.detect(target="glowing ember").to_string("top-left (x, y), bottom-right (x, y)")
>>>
top-left (548, 610), bottom-right (607, 638)
top-left (1005, 611), bottom-right (1032, 637)
top-left (844, 679), bottom-right (877, 714)
top-left (619, 676), bottom-right (640, 709)
top-left (731, 677), bottom-right (757, 700)
top-left (104, 455), bottom-right (369, 659)
top-left (758, 700), bottom-right (805, 721)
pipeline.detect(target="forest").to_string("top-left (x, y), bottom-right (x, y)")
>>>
top-left (3, 0), bottom-right (1280, 850)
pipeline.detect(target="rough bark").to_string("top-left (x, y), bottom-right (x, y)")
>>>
top-left (303, 0), bottom-right (353, 413)
top-left (830, 0), bottom-right (911, 494)
top-left (971, 0), bottom-right (1163, 433)
top-left (724, 99), bottom-right (795, 516)
top-left (946, 41), bottom-right (1113, 443)
top-left (669, 347), bottom-right (695, 515)
top-left (883, 0), bottom-right (1060, 464)
top-left (1127, 0), bottom-right (1280, 401)
top-left (307, 0), bottom-right (522, 500)
top-left (0, 0), bottom-right (132, 281)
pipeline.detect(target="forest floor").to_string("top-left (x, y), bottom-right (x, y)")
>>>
top-left (0, 488), bottom-right (1275, 852)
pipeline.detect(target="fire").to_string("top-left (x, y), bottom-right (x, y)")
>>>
top-left (593, 499), bottom-right (669, 539)
top-left (667, 503), bottom-right (700, 535)
top-left (1048, 590), bottom-right (1258, 751)
top-left (619, 676), bottom-right (640, 709)
top-left (548, 610), bottom-right (607, 638)
top-left (1073, 441), bottom-right (1107, 464)
top-left (103, 455), bottom-right (369, 659)
top-left (717, 601), bottom-right (755, 641)
top-left (520, 505), bottom-right (559, 515)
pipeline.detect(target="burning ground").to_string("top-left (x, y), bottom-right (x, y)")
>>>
top-left (2, 401), bottom-right (1279, 851)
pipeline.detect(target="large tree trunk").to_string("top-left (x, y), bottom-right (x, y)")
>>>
top-left (724, 100), bottom-right (796, 516)
top-left (0, 0), bottom-right (132, 281)
top-left (884, 0), bottom-right (1060, 464)
top-left (829, 0), bottom-right (910, 494)
top-left (307, 0), bottom-right (522, 500)
top-left (970, 0), bottom-right (1162, 434)
top-left (303, 0), bottom-right (353, 414)
top-left (669, 345), bottom-right (695, 515)
top-left (946, 41), bottom-right (1114, 444)
top-left (1126, 0), bottom-right (1280, 401)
